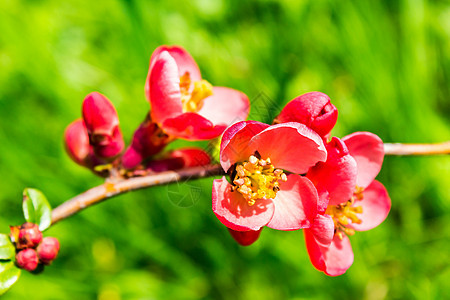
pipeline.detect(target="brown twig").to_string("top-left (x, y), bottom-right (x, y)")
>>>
top-left (383, 142), bottom-right (450, 156)
top-left (51, 141), bottom-right (450, 226)
top-left (51, 164), bottom-right (225, 224)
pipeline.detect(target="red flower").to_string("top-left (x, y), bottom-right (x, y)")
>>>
top-left (274, 92), bottom-right (338, 138)
top-left (145, 46), bottom-right (250, 140)
top-left (304, 132), bottom-right (391, 276)
top-left (212, 121), bottom-right (327, 236)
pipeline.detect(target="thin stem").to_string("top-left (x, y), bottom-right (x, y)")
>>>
top-left (51, 141), bottom-right (450, 226)
top-left (51, 164), bottom-right (224, 224)
top-left (384, 142), bottom-right (450, 156)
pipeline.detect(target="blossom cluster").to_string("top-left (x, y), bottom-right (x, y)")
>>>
top-left (64, 45), bottom-right (390, 276)
top-left (214, 92), bottom-right (391, 276)
top-left (10, 223), bottom-right (60, 272)
top-left (64, 46), bottom-right (249, 175)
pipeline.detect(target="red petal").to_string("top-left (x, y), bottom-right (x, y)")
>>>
top-left (249, 122), bottom-right (327, 174)
top-left (349, 180), bottom-right (391, 231)
top-left (212, 177), bottom-right (274, 231)
top-left (307, 137), bottom-right (357, 208)
top-left (149, 45), bottom-right (201, 83)
top-left (304, 231), bottom-right (354, 276)
top-left (310, 214), bottom-right (334, 247)
top-left (275, 92), bottom-right (338, 137)
top-left (197, 87), bottom-right (250, 126)
top-left (304, 229), bottom-right (326, 272)
top-left (148, 51), bottom-right (183, 124)
top-left (92, 126), bottom-right (124, 159)
top-left (227, 228), bottom-right (262, 246)
top-left (267, 175), bottom-right (318, 230)
top-left (342, 132), bottom-right (384, 188)
top-left (169, 148), bottom-right (211, 167)
top-left (220, 121), bottom-right (269, 172)
top-left (82, 92), bottom-right (119, 136)
top-left (147, 148), bottom-right (211, 172)
top-left (162, 112), bottom-right (227, 140)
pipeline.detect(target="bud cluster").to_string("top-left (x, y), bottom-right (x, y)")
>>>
top-left (10, 223), bottom-right (60, 272)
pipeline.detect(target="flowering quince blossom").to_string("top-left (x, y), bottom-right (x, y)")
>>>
top-left (145, 45), bottom-right (250, 140)
top-left (212, 120), bottom-right (328, 244)
top-left (304, 132), bottom-right (391, 276)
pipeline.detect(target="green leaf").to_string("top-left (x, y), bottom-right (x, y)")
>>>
top-left (22, 188), bottom-right (52, 231)
top-left (0, 234), bottom-right (15, 260)
top-left (0, 261), bottom-right (21, 296)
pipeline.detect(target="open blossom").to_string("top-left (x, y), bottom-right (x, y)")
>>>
top-left (274, 92), bottom-right (338, 138)
top-left (212, 121), bottom-right (327, 238)
top-left (304, 132), bottom-right (391, 276)
top-left (146, 45), bottom-right (250, 140)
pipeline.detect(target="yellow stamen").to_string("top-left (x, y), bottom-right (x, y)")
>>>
top-left (231, 154), bottom-right (287, 206)
top-left (354, 185), bottom-right (365, 200)
top-left (179, 72), bottom-right (213, 113)
top-left (326, 198), bottom-right (363, 239)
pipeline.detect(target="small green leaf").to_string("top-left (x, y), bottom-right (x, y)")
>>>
top-left (0, 234), bottom-right (15, 260)
top-left (22, 188), bottom-right (52, 231)
top-left (0, 261), bottom-right (21, 296)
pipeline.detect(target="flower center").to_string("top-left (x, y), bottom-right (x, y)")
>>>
top-left (231, 154), bottom-right (287, 206)
top-left (325, 187), bottom-right (365, 239)
top-left (179, 72), bottom-right (213, 113)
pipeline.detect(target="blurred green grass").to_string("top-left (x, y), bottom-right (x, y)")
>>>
top-left (0, 0), bottom-right (449, 299)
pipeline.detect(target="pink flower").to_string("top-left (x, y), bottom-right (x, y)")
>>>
top-left (304, 132), bottom-right (391, 276)
top-left (212, 121), bottom-right (327, 235)
top-left (145, 46), bottom-right (250, 140)
top-left (274, 92), bottom-right (338, 138)
top-left (82, 92), bottom-right (124, 159)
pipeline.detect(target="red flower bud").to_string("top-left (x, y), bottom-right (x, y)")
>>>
top-left (16, 248), bottom-right (39, 271)
top-left (64, 119), bottom-right (92, 167)
top-left (227, 228), bottom-right (262, 246)
top-left (37, 237), bottom-right (60, 265)
top-left (122, 117), bottom-right (171, 169)
top-left (82, 92), bottom-right (124, 159)
top-left (274, 92), bottom-right (338, 137)
top-left (17, 223), bottom-right (42, 249)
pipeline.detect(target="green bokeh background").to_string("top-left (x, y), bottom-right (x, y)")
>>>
top-left (1, 0), bottom-right (449, 299)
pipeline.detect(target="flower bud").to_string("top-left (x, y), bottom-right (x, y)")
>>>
top-left (274, 92), bottom-right (338, 137)
top-left (122, 117), bottom-right (171, 169)
top-left (227, 228), bottom-right (262, 246)
top-left (64, 119), bottom-right (92, 167)
top-left (82, 92), bottom-right (124, 159)
top-left (37, 237), bottom-right (60, 265)
top-left (16, 248), bottom-right (39, 271)
top-left (17, 223), bottom-right (42, 249)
